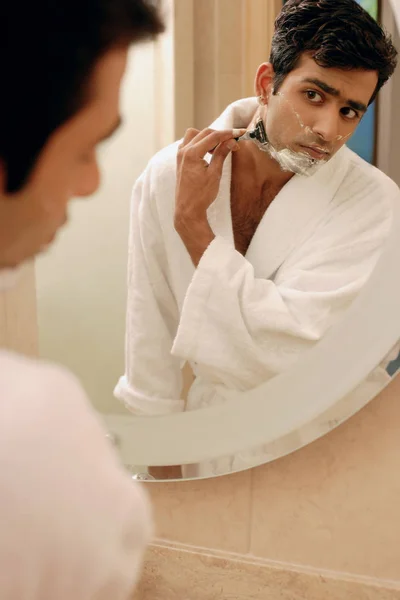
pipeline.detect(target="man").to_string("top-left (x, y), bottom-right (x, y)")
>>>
top-left (0, 1), bottom-right (171, 597)
top-left (115, 0), bottom-right (399, 477)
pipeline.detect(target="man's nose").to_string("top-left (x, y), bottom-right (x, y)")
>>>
top-left (312, 108), bottom-right (341, 143)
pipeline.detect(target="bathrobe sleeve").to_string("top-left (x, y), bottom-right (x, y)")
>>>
top-left (171, 187), bottom-right (397, 390)
top-left (114, 165), bottom-right (185, 415)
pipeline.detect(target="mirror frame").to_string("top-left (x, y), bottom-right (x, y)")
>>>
top-left (104, 0), bottom-right (400, 472)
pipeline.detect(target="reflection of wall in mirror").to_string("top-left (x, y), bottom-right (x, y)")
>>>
top-left (346, 0), bottom-right (379, 163)
top-left (35, 45), bottom-right (159, 414)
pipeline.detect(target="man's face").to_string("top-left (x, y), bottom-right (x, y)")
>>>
top-left (0, 47), bottom-right (128, 268)
top-left (260, 54), bottom-right (378, 165)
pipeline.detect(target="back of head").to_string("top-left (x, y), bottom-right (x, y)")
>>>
top-left (270, 0), bottom-right (398, 104)
top-left (0, 0), bottom-right (164, 193)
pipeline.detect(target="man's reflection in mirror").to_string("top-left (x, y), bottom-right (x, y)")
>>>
top-left (115, 0), bottom-right (399, 478)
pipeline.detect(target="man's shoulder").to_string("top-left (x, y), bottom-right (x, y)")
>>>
top-left (0, 350), bottom-right (78, 382)
top-left (342, 146), bottom-right (400, 199)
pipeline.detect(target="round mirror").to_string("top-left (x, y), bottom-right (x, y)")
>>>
top-left (36, 0), bottom-right (400, 482)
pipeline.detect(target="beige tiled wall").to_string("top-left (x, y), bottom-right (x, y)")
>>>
top-left (149, 469), bottom-right (253, 554)
top-left (147, 377), bottom-right (400, 591)
top-left (250, 380), bottom-right (400, 580)
top-left (137, 541), bottom-right (400, 600)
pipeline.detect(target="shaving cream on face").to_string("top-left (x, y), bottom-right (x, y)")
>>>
top-left (236, 118), bottom-right (328, 177)
top-left (268, 91), bottom-right (352, 175)
top-left (236, 91), bottom-right (352, 177)
top-left (268, 144), bottom-right (326, 176)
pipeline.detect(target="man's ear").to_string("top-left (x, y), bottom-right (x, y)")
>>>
top-left (254, 62), bottom-right (275, 102)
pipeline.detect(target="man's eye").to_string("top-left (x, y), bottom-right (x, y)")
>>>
top-left (341, 107), bottom-right (360, 120)
top-left (305, 90), bottom-right (323, 103)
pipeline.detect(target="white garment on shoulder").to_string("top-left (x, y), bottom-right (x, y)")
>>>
top-left (115, 97), bottom-right (399, 476)
top-left (0, 350), bottom-right (152, 600)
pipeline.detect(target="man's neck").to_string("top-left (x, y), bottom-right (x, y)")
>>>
top-left (232, 138), bottom-right (293, 197)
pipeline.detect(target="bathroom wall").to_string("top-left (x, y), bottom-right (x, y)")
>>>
top-left (34, 0), bottom-right (197, 415)
top-left (193, 0), bottom-right (281, 130)
top-left (35, 44), bottom-right (160, 414)
top-left (142, 378), bottom-right (400, 598)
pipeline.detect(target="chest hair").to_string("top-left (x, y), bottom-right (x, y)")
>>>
top-left (230, 179), bottom-right (279, 255)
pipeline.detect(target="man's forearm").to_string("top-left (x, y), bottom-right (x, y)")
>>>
top-left (174, 127), bottom-right (242, 264)
top-left (175, 216), bottom-right (215, 267)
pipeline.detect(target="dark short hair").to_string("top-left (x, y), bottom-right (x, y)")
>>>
top-left (270, 0), bottom-right (397, 104)
top-left (0, 0), bottom-right (164, 193)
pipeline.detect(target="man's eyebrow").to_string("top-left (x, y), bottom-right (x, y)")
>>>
top-left (100, 116), bottom-right (123, 142)
top-left (301, 78), bottom-right (368, 113)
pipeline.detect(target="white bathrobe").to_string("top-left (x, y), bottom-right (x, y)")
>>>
top-left (0, 350), bottom-right (152, 599)
top-left (115, 98), bottom-right (400, 476)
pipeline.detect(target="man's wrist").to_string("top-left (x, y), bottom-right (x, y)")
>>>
top-left (174, 213), bottom-right (215, 266)
top-left (175, 210), bottom-right (208, 232)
